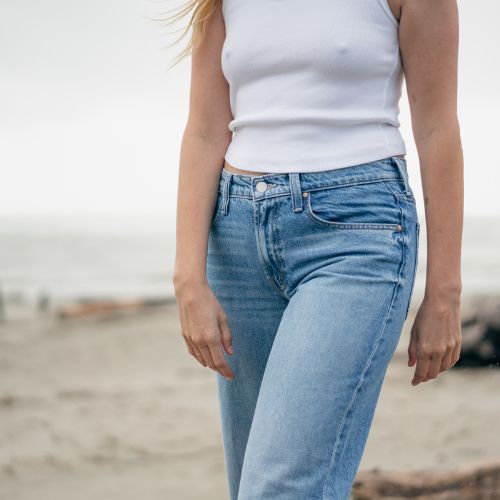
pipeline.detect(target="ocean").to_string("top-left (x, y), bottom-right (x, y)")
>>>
top-left (0, 214), bottom-right (498, 306)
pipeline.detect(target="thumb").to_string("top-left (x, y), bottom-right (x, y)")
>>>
top-left (408, 329), bottom-right (417, 367)
top-left (218, 313), bottom-right (234, 355)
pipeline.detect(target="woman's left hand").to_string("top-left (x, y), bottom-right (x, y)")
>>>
top-left (407, 291), bottom-right (462, 386)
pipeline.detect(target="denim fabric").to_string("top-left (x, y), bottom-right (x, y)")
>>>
top-left (206, 156), bottom-right (420, 500)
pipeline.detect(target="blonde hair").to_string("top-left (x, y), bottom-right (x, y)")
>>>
top-left (155, 0), bottom-right (220, 69)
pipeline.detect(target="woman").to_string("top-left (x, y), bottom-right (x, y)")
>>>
top-left (172, 0), bottom-right (463, 498)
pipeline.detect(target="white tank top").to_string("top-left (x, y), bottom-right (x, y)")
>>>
top-left (221, 0), bottom-right (407, 173)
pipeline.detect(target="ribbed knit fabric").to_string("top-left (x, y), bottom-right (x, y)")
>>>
top-left (221, 0), bottom-right (407, 173)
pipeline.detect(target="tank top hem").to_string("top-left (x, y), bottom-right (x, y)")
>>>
top-left (224, 142), bottom-right (407, 175)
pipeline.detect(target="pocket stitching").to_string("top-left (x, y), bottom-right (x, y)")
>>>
top-left (304, 188), bottom-right (402, 231)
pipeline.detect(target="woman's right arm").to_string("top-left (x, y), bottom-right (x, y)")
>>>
top-left (172, 3), bottom-right (235, 380)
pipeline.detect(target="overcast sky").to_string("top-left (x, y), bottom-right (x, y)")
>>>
top-left (0, 0), bottom-right (498, 216)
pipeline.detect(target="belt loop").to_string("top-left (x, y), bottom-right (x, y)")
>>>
top-left (221, 170), bottom-right (232, 215)
top-left (289, 173), bottom-right (303, 213)
top-left (391, 156), bottom-right (410, 195)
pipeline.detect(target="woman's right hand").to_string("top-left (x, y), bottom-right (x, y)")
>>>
top-left (174, 279), bottom-right (235, 381)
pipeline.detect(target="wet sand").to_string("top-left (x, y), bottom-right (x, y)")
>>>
top-left (1, 292), bottom-right (499, 500)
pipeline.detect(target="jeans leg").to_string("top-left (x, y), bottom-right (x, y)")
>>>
top-left (207, 199), bottom-right (289, 500)
top-left (236, 265), bottom-right (409, 500)
top-left (208, 161), bottom-right (419, 500)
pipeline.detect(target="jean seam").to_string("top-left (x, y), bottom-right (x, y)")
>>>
top-left (383, 179), bottom-right (416, 204)
top-left (271, 201), bottom-right (290, 297)
top-left (321, 222), bottom-right (407, 499)
top-left (253, 202), bottom-right (289, 298)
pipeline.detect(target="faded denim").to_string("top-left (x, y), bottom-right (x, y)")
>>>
top-left (206, 156), bottom-right (420, 500)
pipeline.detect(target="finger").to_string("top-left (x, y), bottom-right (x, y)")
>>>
top-left (440, 348), bottom-right (454, 372)
top-left (182, 335), bottom-right (196, 357)
top-left (412, 354), bottom-right (430, 386)
top-left (450, 340), bottom-right (462, 367)
top-left (218, 314), bottom-right (234, 355)
top-left (197, 342), bottom-right (218, 372)
top-left (425, 353), bottom-right (443, 381)
top-left (192, 344), bottom-right (206, 365)
top-left (179, 314), bottom-right (207, 366)
top-left (408, 334), bottom-right (417, 367)
top-left (184, 337), bottom-right (207, 367)
top-left (208, 341), bottom-right (235, 380)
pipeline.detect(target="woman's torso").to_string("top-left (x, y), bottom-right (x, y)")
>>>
top-left (221, 0), bottom-right (407, 176)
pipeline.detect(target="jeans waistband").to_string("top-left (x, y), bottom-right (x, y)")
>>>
top-left (218, 156), bottom-right (410, 212)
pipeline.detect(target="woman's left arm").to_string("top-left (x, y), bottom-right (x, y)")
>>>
top-left (398, 0), bottom-right (463, 386)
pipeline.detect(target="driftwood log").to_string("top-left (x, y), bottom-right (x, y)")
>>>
top-left (352, 459), bottom-right (500, 499)
top-left (456, 295), bottom-right (500, 367)
top-left (55, 297), bottom-right (175, 320)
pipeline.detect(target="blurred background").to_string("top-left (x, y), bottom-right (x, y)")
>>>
top-left (1, 0), bottom-right (499, 499)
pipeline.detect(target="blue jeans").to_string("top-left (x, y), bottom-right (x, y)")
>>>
top-left (206, 156), bottom-right (420, 500)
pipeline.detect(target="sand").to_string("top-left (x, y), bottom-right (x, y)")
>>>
top-left (0, 292), bottom-right (499, 500)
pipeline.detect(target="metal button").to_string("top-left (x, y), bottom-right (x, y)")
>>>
top-left (256, 181), bottom-right (268, 192)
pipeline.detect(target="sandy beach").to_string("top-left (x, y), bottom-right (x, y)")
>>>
top-left (1, 292), bottom-right (499, 500)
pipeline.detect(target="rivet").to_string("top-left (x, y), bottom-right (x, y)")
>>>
top-left (397, 224), bottom-right (403, 231)
top-left (302, 192), bottom-right (309, 198)
top-left (255, 181), bottom-right (268, 193)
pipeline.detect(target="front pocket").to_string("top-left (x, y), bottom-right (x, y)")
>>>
top-left (304, 181), bottom-right (403, 231)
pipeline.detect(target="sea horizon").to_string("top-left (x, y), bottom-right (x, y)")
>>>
top-left (0, 212), bottom-right (498, 305)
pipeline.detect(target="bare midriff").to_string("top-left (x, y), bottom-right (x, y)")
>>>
top-left (223, 160), bottom-right (271, 176)
top-left (223, 154), bottom-right (406, 176)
